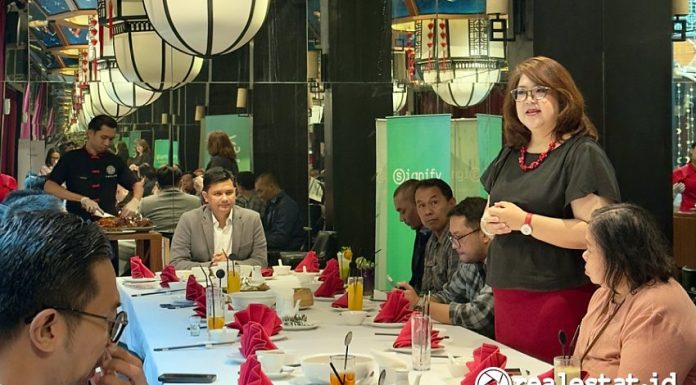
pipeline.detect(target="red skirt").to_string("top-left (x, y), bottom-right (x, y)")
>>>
top-left (493, 285), bottom-right (596, 364)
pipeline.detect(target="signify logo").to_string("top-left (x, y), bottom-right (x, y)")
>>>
top-left (392, 168), bottom-right (443, 184)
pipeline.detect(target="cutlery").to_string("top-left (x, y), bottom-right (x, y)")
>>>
top-left (132, 289), bottom-right (185, 297)
top-left (154, 341), bottom-right (236, 351)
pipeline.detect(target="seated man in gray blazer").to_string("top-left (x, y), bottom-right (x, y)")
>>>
top-left (139, 165), bottom-right (201, 233)
top-left (170, 167), bottom-right (267, 269)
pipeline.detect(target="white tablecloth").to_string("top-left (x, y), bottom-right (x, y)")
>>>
top-left (117, 276), bottom-right (550, 385)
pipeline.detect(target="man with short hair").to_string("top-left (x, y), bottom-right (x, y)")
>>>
top-left (0, 189), bottom-right (64, 219)
top-left (0, 211), bottom-right (148, 385)
top-left (139, 166), bottom-right (201, 233)
top-left (403, 178), bottom-right (459, 293)
top-left (170, 167), bottom-right (267, 268)
top-left (393, 179), bottom-right (431, 292)
top-left (235, 171), bottom-right (265, 216)
top-left (400, 197), bottom-right (494, 337)
top-left (255, 173), bottom-right (304, 251)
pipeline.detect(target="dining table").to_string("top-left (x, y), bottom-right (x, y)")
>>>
top-left (117, 274), bottom-right (551, 385)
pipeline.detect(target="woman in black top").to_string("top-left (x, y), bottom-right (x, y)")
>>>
top-left (480, 56), bottom-right (620, 363)
top-left (129, 139), bottom-right (153, 171)
top-left (205, 130), bottom-right (239, 177)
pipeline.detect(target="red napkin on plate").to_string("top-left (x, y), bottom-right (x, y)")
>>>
top-left (294, 250), bottom-right (319, 272)
top-left (331, 292), bottom-right (348, 308)
top-left (130, 256), bottom-right (155, 278)
top-left (261, 267), bottom-right (274, 277)
top-left (238, 354), bottom-right (272, 385)
top-left (228, 303), bottom-right (282, 336)
top-left (374, 290), bottom-right (413, 323)
top-left (537, 368), bottom-right (589, 381)
top-left (185, 275), bottom-right (205, 301)
top-left (461, 343), bottom-right (508, 385)
top-left (240, 322), bottom-right (278, 358)
top-left (159, 265), bottom-right (180, 288)
top-left (393, 317), bottom-right (443, 348)
top-left (193, 293), bottom-right (206, 318)
top-left (314, 273), bottom-right (345, 298)
top-left (319, 259), bottom-right (339, 281)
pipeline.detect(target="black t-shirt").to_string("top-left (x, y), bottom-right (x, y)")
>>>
top-left (49, 147), bottom-right (139, 220)
top-left (480, 135), bottom-right (621, 291)
top-left (206, 155), bottom-right (239, 177)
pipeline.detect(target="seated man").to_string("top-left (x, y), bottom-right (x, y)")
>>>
top-left (0, 211), bottom-right (147, 385)
top-left (393, 179), bottom-right (431, 292)
top-left (170, 167), bottom-right (267, 269)
top-left (410, 179), bottom-right (460, 293)
top-left (400, 197), bottom-right (494, 337)
top-left (139, 166), bottom-right (201, 233)
top-left (235, 171), bottom-right (265, 216)
top-left (255, 173), bottom-right (304, 251)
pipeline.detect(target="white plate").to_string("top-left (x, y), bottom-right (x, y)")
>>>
top-left (282, 322), bottom-right (319, 331)
top-left (271, 333), bottom-right (288, 341)
top-left (331, 303), bottom-right (376, 312)
top-left (123, 282), bottom-right (160, 290)
top-left (364, 318), bottom-right (405, 329)
top-left (263, 276), bottom-right (276, 280)
top-left (314, 295), bottom-right (341, 302)
top-left (122, 277), bottom-right (157, 283)
top-left (266, 372), bottom-right (294, 380)
top-left (390, 346), bottom-right (446, 354)
top-left (172, 298), bottom-right (194, 306)
top-left (225, 350), bottom-right (245, 364)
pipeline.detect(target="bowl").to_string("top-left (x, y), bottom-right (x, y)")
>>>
top-left (167, 281), bottom-right (186, 291)
top-left (301, 353), bottom-right (376, 384)
top-left (230, 291), bottom-right (276, 310)
top-left (340, 310), bottom-right (368, 325)
top-left (272, 265), bottom-right (291, 276)
top-left (175, 270), bottom-right (194, 280)
top-left (295, 272), bottom-right (318, 286)
top-left (447, 357), bottom-right (469, 378)
top-left (209, 327), bottom-right (239, 343)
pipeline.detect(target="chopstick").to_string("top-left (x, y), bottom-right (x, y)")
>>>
top-left (374, 332), bottom-right (449, 339)
top-left (131, 289), bottom-right (186, 297)
top-left (153, 341), bottom-right (236, 351)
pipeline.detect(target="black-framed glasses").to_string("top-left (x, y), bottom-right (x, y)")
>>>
top-left (448, 229), bottom-right (480, 248)
top-left (510, 86), bottom-right (551, 102)
top-left (26, 307), bottom-right (128, 343)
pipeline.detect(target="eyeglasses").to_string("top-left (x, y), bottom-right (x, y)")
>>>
top-left (448, 229), bottom-right (480, 249)
top-left (26, 307), bottom-right (128, 343)
top-left (510, 86), bottom-right (551, 102)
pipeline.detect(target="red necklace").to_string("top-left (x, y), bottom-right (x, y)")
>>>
top-left (518, 140), bottom-right (557, 172)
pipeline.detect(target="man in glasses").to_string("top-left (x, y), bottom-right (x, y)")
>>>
top-left (0, 211), bottom-right (148, 385)
top-left (398, 197), bottom-right (494, 338)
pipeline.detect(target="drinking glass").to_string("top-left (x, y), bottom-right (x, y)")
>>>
top-left (411, 313), bottom-right (431, 371)
top-left (330, 354), bottom-right (356, 385)
top-left (553, 356), bottom-right (581, 385)
top-left (347, 276), bottom-right (364, 310)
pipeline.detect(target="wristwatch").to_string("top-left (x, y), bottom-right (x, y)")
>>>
top-left (520, 212), bottom-right (533, 236)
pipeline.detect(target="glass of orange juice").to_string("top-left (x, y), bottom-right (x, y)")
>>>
top-left (329, 355), bottom-right (356, 385)
top-left (206, 286), bottom-right (225, 331)
top-left (227, 265), bottom-right (241, 293)
top-left (347, 276), bottom-right (363, 310)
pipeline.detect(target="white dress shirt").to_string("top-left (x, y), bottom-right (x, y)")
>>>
top-left (212, 211), bottom-right (234, 255)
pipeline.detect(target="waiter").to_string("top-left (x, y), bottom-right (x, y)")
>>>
top-left (44, 115), bottom-right (144, 271)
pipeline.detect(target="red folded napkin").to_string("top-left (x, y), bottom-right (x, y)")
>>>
top-left (238, 354), bottom-right (272, 385)
top-left (331, 292), bottom-right (348, 308)
top-left (130, 256), bottom-right (155, 278)
top-left (537, 368), bottom-right (589, 383)
top-left (240, 322), bottom-right (278, 358)
top-left (185, 275), bottom-right (205, 301)
top-left (393, 317), bottom-right (443, 348)
top-left (193, 293), bottom-right (206, 318)
top-left (228, 303), bottom-right (282, 336)
top-left (159, 264), bottom-right (180, 288)
top-left (261, 267), bottom-right (274, 277)
top-left (461, 343), bottom-right (508, 385)
top-left (294, 250), bottom-right (319, 272)
top-left (319, 259), bottom-right (339, 281)
top-left (314, 273), bottom-right (345, 298)
top-left (374, 290), bottom-right (413, 323)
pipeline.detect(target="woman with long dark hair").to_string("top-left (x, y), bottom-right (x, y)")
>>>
top-left (39, 148), bottom-right (60, 176)
top-left (205, 131), bottom-right (239, 176)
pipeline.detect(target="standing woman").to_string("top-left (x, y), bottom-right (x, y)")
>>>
top-left (205, 130), bottom-right (239, 177)
top-left (480, 56), bottom-right (620, 363)
top-left (39, 148), bottom-right (60, 176)
top-left (129, 139), bottom-right (153, 171)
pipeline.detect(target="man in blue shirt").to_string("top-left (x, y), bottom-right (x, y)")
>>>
top-left (393, 179), bottom-right (430, 292)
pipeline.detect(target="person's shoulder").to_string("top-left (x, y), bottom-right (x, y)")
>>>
top-left (180, 205), bottom-right (205, 221)
top-left (235, 205), bottom-right (261, 220)
top-left (631, 279), bottom-right (696, 315)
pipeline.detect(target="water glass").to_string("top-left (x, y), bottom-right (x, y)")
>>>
top-left (189, 315), bottom-right (201, 336)
top-left (206, 286), bottom-right (225, 331)
top-left (411, 313), bottom-right (431, 371)
top-left (553, 356), bottom-right (581, 385)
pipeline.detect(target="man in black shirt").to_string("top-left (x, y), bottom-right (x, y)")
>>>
top-left (255, 173), bottom-right (305, 251)
top-left (393, 179), bottom-right (430, 292)
top-left (44, 115), bottom-right (144, 270)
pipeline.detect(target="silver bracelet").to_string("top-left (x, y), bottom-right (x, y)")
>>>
top-left (480, 218), bottom-right (495, 237)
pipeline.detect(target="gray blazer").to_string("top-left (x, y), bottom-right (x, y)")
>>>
top-left (170, 205), bottom-right (267, 269)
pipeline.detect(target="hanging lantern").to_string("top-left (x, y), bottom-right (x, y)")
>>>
top-left (88, 82), bottom-right (135, 120)
top-left (393, 82), bottom-right (407, 114)
top-left (112, 18), bottom-right (204, 92)
top-left (415, 17), bottom-right (505, 108)
top-left (100, 58), bottom-right (162, 107)
top-left (142, 0), bottom-right (270, 58)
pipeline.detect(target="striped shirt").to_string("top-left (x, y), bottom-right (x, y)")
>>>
top-left (420, 227), bottom-right (460, 293)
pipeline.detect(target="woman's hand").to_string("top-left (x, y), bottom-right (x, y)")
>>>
top-left (487, 201), bottom-right (527, 232)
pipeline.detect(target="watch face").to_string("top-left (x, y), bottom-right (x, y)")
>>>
top-left (520, 224), bottom-right (532, 236)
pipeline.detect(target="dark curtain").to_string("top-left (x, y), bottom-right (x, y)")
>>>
top-left (0, 0), bottom-right (18, 175)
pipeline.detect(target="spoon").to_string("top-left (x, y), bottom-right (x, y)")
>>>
top-left (343, 331), bottom-right (353, 372)
top-left (329, 362), bottom-right (345, 385)
top-left (447, 352), bottom-right (457, 365)
top-left (378, 369), bottom-right (387, 385)
top-left (558, 329), bottom-right (567, 359)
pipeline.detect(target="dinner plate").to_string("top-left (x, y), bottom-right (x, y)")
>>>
top-left (331, 303), bottom-right (376, 312)
top-left (102, 225), bottom-right (156, 234)
top-left (364, 318), bottom-right (405, 329)
top-left (270, 333), bottom-right (288, 341)
top-left (314, 295), bottom-right (340, 302)
top-left (390, 346), bottom-right (446, 354)
top-left (122, 277), bottom-right (158, 283)
top-left (225, 350), bottom-right (245, 364)
top-left (282, 322), bottom-right (319, 331)
top-left (266, 372), bottom-right (294, 380)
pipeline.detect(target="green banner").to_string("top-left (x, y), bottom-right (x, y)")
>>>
top-left (153, 140), bottom-right (179, 168)
top-left (200, 115), bottom-right (253, 172)
top-left (128, 131), bottom-right (142, 158)
top-left (384, 114), bottom-right (452, 285)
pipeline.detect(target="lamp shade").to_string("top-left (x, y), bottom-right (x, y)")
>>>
top-left (674, 0), bottom-right (689, 16)
top-left (112, 19), bottom-right (204, 92)
top-left (88, 82), bottom-right (135, 120)
top-left (393, 82), bottom-right (407, 114)
top-left (100, 58), bottom-right (162, 107)
top-left (143, 0), bottom-right (270, 58)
